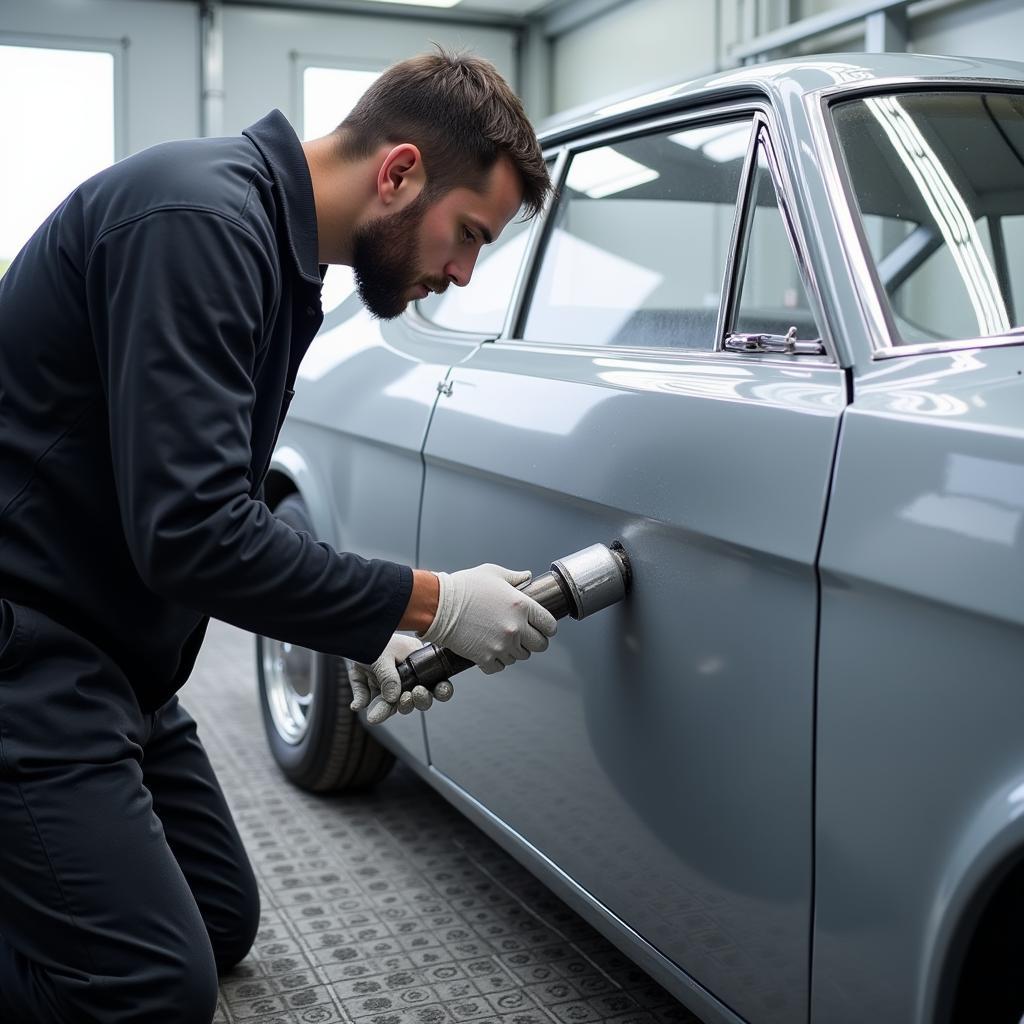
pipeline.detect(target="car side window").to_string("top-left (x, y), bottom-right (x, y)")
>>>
top-left (731, 136), bottom-right (822, 344)
top-left (522, 119), bottom-right (753, 349)
top-left (417, 211), bottom-right (534, 335)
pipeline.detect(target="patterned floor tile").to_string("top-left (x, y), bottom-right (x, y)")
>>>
top-left (177, 620), bottom-right (703, 1024)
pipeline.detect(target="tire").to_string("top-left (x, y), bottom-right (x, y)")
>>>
top-left (255, 494), bottom-right (395, 792)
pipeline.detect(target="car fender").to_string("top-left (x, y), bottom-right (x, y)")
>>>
top-left (919, 771), bottom-right (1024, 1022)
top-left (267, 440), bottom-right (334, 547)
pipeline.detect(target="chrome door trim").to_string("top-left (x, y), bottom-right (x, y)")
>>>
top-left (494, 336), bottom-right (835, 369)
top-left (502, 147), bottom-right (569, 341)
top-left (869, 333), bottom-right (1024, 360)
top-left (808, 78), bottom-right (1024, 361)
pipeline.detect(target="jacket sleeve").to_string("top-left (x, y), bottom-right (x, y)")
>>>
top-left (85, 207), bottom-right (412, 663)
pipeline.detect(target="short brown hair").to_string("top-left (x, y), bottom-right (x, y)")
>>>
top-left (333, 47), bottom-right (550, 218)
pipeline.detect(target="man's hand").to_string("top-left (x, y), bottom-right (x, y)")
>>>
top-left (421, 564), bottom-right (558, 675)
top-left (351, 633), bottom-right (453, 725)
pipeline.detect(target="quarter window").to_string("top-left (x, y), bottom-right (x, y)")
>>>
top-left (522, 119), bottom-right (753, 349)
top-left (732, 139), bottom-right (821, 344)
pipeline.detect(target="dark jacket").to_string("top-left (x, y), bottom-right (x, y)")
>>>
top-left (0, 109), bottom-right (413, 710)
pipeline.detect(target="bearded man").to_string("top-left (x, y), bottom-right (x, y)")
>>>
top-left (0, 48), bottom-right (555, 1024)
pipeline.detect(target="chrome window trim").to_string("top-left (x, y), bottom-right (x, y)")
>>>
top-left (534, 101), bottom-right (760, 158)
top-left (501, 148), bottom-right (570, 340)
top-left (810, 77), bottom-right (1024, 360)
top-left (508, 100), bottom-right (838, 365)
top-left (496, 336), bottom-right (835, 368)
top-left (815, 72), bottom-right (1024, 104)
top-left (407, 151), bottom-right (566, 342)
top-left (717, 115), bottom-right (835, 361)
top-left (538, 87), bottom-right (761, 149)
top-left (510, 103), bottom-right (760, 352)
top-left (755, 124), bottom-right (835, 359)
top-left (403, 303), bottom-right (497, 345)
top-left (715, 120), bottom-right (760, 352)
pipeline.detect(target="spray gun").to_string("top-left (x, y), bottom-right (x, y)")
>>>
top-left (396, 542), bottom-right (632, 697)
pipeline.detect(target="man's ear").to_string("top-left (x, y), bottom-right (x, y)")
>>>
top-left (377, 144), bottom-right (425, 206)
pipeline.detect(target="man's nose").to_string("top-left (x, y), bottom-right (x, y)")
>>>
top-left (444, 251), bottom-right (479, 288)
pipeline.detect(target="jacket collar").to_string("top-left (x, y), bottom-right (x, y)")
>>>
top-left (243, 109), bottom-right (324, 287)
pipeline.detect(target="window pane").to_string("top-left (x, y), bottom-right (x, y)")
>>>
top-left (832, 91), bottom-right (1024, 344)
top-left (302, 66), bottom-right (379, 142)
top-left (417, 210), bottom-right (531, 335)
top-left (734, 142), bottom-right (819, 341)
top-left (0, 45), bottom-right (114, 276)
top-left (523, 120), bottom-right (751, 349)
top-left (1004, 215), bottom-right (1024, 316)
top-left (302, 66), bottom-right (380, 312)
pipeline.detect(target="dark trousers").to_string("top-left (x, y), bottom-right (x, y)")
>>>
top-left (0, 599), bottom-right (260, 1024)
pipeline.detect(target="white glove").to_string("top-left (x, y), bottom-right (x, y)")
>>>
top-left (420, 564), bottom-right (558, 675)
top-left (351, 633), bottom-right (454, 726)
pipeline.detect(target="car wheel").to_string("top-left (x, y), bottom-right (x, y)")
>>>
top-left (255, 493), bottom-right (395, 792)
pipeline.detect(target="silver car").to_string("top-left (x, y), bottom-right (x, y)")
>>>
top-left (254, 53), bottom-right (1024, 1024)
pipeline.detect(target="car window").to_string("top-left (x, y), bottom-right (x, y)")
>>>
top-left (521, 119), bottom-right (753, 349)
top-left (731, 137), bottom-right (821, 344)
top-left (832, 91), bottom-right (1024, 344)
top-left (416, 210), bottom-right (533, 335)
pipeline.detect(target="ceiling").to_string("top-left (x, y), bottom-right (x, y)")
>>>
top-left (220, 0), bottom-right (581, 24)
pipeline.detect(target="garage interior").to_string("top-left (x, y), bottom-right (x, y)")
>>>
top-left (2, 1), bottom-right (1022, 1023)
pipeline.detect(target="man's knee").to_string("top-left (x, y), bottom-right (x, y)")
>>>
top-left (157, 947), bottom-right (220, 1024)
top-left (209, 867), bottom-right (261, 973)
top-left (9, 942), bottom-right (220, 1024)
top-left (102, 928), bottom-right (221, 1024)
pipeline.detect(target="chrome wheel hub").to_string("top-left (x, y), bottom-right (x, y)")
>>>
top-left (263, 639), bottom-right (314, 744)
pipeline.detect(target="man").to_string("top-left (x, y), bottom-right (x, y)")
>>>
top-left (0, 49), bottom-right (555, 1024)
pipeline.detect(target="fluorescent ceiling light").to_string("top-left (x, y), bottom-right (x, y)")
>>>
top-left (669, 123), bottom-right (749, 163)
top-left (362, 0), bottom-right (462, 5)
top-left (567, 148), bottom-right (658, 198)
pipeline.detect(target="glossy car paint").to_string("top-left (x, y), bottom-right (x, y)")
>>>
top-left (268, 309), bottom-right (481, 763)
top-left (266, 54), bottom-right (1024, 1024)
top-left (418, 341), bottom-right (844, 1024)
top-left (815, 345), bottom-right (1024, 1024)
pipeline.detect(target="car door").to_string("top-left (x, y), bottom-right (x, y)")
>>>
top-left (417, 108), bottom-right (846, 1024)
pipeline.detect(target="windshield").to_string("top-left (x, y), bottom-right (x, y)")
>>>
top-left (831, 90), bottom-right (1024, 346)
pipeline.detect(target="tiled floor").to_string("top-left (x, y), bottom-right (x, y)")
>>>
top-left (180, 620), bottom-right (703, 1024)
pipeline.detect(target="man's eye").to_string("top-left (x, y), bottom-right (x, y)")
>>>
top-left (463, 227), bottom-right (476, 244)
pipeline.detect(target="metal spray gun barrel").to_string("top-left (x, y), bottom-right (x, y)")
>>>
top-left (397, 542), bottom-right (632, 695)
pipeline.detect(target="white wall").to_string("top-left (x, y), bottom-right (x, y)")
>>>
top-left (786, 0), bottom-right (1024, 59)
top-left (551, 0), bottom-right (715, 113)
top-left (547, 0), bottom-right (1024, 118)
top-left (911, 0), bottom-right (1024, 62)
top-left (221, 4), bottom-right (518, 137)
top-left (795, 0), bottom-right (854, 14)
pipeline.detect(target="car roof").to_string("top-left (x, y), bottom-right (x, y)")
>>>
top-left (537, 52), bottom-right (1024, 146)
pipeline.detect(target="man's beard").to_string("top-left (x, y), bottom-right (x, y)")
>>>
top-left (352, 191), bottom-right (436, 320)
